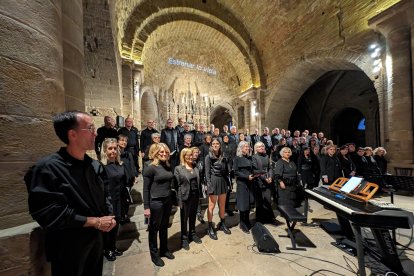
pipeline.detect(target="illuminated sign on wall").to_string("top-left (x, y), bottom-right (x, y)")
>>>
top-left (168, 58), bottom-right (217, 76)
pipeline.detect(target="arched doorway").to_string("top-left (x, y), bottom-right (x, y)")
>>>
top-left (332, 108), bottom-right (366, 147)
top-left (288, 70), bottom-right (379, 146)
top-left (211, 105), bottom-right (233, 129)
top-left (140, 90), bottom-right (158, 129)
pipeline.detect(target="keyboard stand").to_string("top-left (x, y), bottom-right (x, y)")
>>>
top-left (351, 223), bottom-right (366, 276)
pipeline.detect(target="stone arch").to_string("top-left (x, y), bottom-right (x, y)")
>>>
top-left (120, 0), bottom-right (266, 89)
top-left (264, 48), bottom-right (381, 130)
top-left (210, 102), bottom-right (237, 129)
top-left (140, 87), bottom-right (159, 129)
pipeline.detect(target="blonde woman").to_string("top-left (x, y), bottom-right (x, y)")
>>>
top-left (252, 141), bottom-right (275, 223)
top-left (174, 148), bottom-right (202, 250)
top-left (233, 141), bottom-right (254, 233)
top-left (273, 147), bottom-right (298, 207)
top-left (143, 143), bottom-right (175, 267)
top-left (319, 144), bottom-right (341, 185)
top-left (373, 147), bottom-right (388, 174)
top-left (101, 138), bottom-right (125, 261)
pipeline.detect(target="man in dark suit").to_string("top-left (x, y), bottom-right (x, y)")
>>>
top-left (250, 128), bottom-right (260, 148)
top-left (118, 117), bottom-right (140, 175)
top-left (95, 116), bottom-right (118, 160)
top-left (161, 118), bottom-right (179, 170)
top-left (25, 111), bottom-right (115, 276)
top-left (260, 127), bottom-right (272, 156)
top-left (140, 119), bottom-right (158, 161)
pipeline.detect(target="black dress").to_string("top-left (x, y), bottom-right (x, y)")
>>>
top-left (319, 155), bottom-right (342, 184)
top-left (252, 153), bottom-right (275, 222)
top-left (274, 159), bottom-right (298, 207)
top-left (298, 154), bottom-right (315, 189)
top-left (233, 155), bottom-right (254, 211)
top-left (374, 155), bottom-right (387, 174)
top-left (338, 155), bottom-right (356, 178)
top-left (104, 162), bottom-right (125, 252)
top-left (205, 152), bottom-right (228, 195)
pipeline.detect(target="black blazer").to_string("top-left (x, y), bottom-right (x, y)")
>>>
top-left (174, 165), bottom-right (200, 202)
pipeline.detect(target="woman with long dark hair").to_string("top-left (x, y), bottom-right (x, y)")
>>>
top-left (205, 138), bottom-right (231, 240)
top-left (337, 145), bottom-right (356, 178)
top-left (143, 143), bottom-right (175, 267)
top-left (175, 148), bottom-right (202, 250)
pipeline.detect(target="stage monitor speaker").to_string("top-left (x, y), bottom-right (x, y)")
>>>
top-left (251, 222), bottom-right (280, 253)
top-left (116, 116), bottom-right (124, 128)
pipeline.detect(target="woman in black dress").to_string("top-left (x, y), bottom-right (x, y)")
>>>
top-left (233, 141), bottom-right (255, 233)
top-left (274, 147), bottom-right (299, 207)
top-left (174, 148), bottom-right (202, 250)
top-left (205, 138), bottom-right (231, 240)
top-left (298, 147), bottom-right (316, 189)
top-left (143, 143), bottom-right (175, 267)
top-left (337, 145), bottom-right (356, 178)
top-left (364, 147), bottom-right (381, 176)
top-left (101, 138), bottom-right (125, 261)
top-left (252, 141), bottom-right (275, 223)
top-left (320, 144), bottom-right (341, 185)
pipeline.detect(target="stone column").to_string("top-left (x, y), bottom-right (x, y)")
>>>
top-left (133, 65), bottom-right (144, 127)
top-left (239, 88), bottom-right (258, 133)
top-left (0, 0), bottom-right (65, 230)
top-left (121, 60), bottom-right (133, 119)
top-left (369, 0), bottom-right (414, 164)
top-left (244, 99), bottom-right (251, 132)
top-left (62, 0), bottom-right (85, 110)
top-left (0, 1), bottom-right (65, 274)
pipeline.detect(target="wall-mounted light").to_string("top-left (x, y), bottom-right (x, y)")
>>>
top-left (90, 108), bottom-right (98, 116)
top-left (369, 43), bottom-right (383, 74)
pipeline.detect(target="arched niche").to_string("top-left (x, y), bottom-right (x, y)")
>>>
top-left (288, 70), bottom-right (379, 147)
top-left (210, 104), bottom-right (234, 129)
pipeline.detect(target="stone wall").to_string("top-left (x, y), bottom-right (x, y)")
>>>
top-left (0, 0), bottom-right (65, 230)
top-left (83, 0), bottom-right (122, 127)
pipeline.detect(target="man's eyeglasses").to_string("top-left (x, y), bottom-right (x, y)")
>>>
top-left (78, 125), bottom-right (96, 133)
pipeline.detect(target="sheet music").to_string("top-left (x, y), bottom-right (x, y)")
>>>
top-left (340, 177), bottom-right (363, 194)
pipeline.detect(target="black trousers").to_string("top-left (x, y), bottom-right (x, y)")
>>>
top-left (50, 231), bottom-right (103, 276)
top-left (180, 190), bottom-right (199, 240)
top-left (255, 186), bottom-right (275, 222)
top-left (104, 222), bottom-right (119, 251)
top-left (148, 196), bottom-right (172, 257)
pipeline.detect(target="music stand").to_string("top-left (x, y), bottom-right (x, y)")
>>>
top-left (380, 175), bottom-right (414, 244)
top-left (382, 175), bottom-right (414, 203)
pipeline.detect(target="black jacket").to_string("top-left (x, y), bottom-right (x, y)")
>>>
top-left (174, 165), bottom-right (200, 203)
top-left (161, 127), bottom-right (179, 154)
top-left (320, 155), bottom-right (342, 184)
top-left (140, 128), bottom-right (158, 154)
top-left (25, 147), bottom-right (112, 259)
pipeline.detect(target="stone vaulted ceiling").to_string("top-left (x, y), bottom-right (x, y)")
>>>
top-left (115, 0), bottom-right (400, 102)
top-left (115, 0), bottom-right (266, 101)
